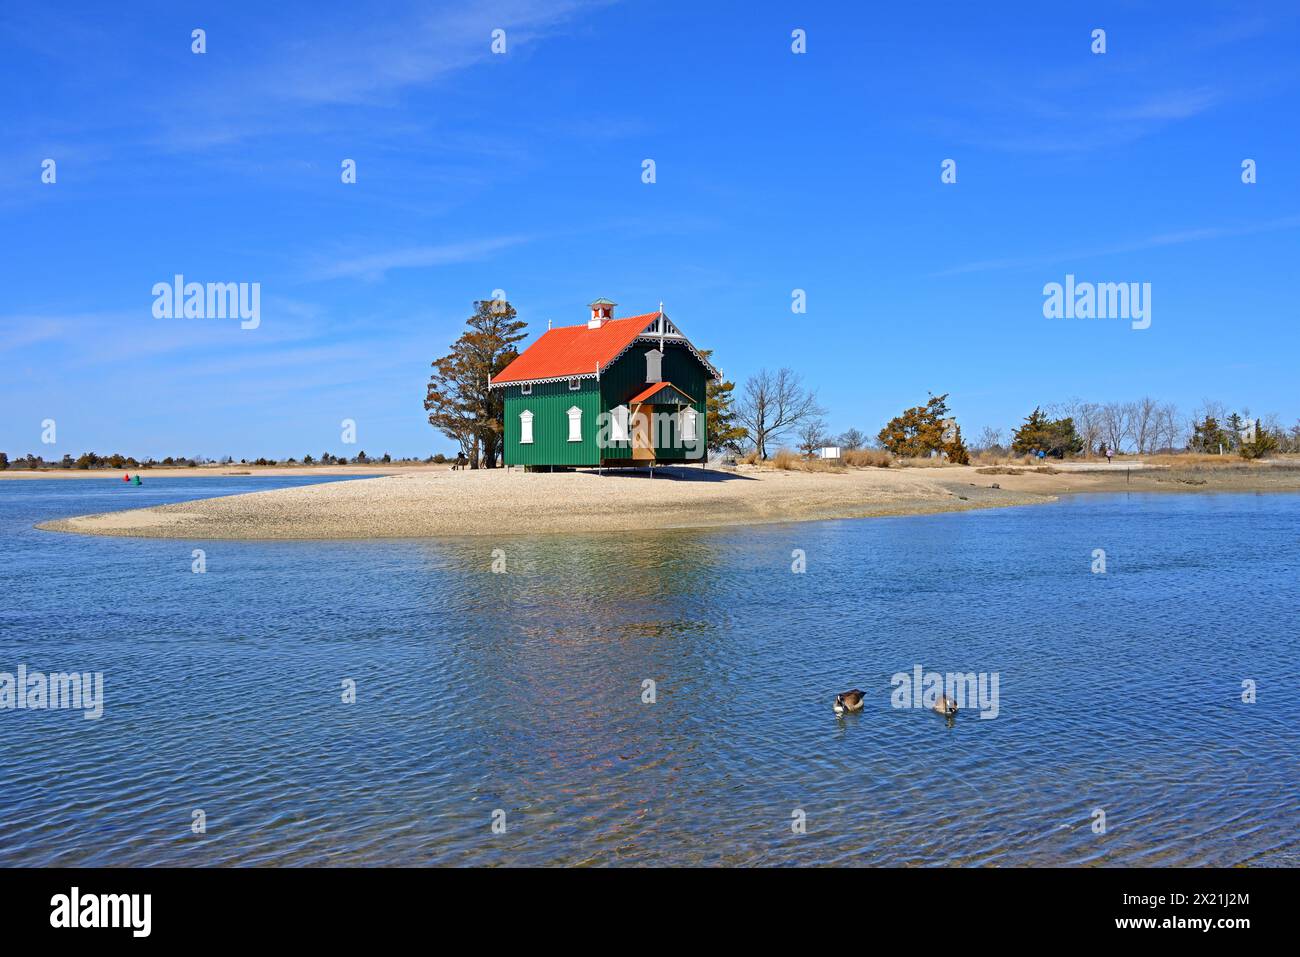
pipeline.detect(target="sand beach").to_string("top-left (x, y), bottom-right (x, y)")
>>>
top-left (30, 460), bottom-right (1300, 541)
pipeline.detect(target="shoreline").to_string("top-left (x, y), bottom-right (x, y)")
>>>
top-left (0, 464), bottom-right (423, 480)
top-left (31, 461), bottom-right (1300, 541)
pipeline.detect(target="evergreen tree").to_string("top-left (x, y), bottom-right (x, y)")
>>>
top-left (425, 299), bottom-right (527, 468)
top-left (1011, 407), bottom-right (1084, 458)
top-left (1189, 415), bottom-right (1227, 453)
top-left (1238, 423), bottom-right (1278, 460)
top-left (877, 393), bottom-right (968, 461)
top-left (700, 349), bottom-right (747, 454)
top-left (946, 424), bottom-right (971, 464)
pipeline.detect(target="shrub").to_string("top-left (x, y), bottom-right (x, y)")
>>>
top-left (1011, 408), bottom-right (1083, 458)
top-left (1239, 427), bottom-right (1278, 460)
top-left (772, 448), bottom-right (800, 470)
top-left (878, 393), bottom-right (969, 462)
top-left (843, 448), bottom-right (891, 468)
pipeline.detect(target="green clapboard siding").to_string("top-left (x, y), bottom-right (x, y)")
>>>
top-left (598, 342), bottom-right (708, 464)
top-left (503, 378), bottom-right (602, 467)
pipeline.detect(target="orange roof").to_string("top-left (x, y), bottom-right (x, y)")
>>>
top-left (491, 312), bottom-right (659, 385)
top-left (627, 381), bottom-right (695, 405)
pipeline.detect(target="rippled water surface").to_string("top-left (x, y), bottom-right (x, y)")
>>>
top-left (1, 477), bottom-right (1297, 866)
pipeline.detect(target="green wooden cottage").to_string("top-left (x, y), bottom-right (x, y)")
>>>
top-left (489, 299), bottom-right (719, 469)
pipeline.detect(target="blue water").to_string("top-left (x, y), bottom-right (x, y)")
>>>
top-left (1, 477), bottom-right (1296, 866)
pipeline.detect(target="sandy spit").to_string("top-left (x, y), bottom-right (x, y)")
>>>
top-left (35, 466), bottom-right (1049, 540)
top-left (34, 461), bottom-right (1300, 542)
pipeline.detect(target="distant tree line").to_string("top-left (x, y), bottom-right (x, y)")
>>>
top-left (0, 451), bottom-right (418, 471)
top-left (0, 452), bottom-right (204, 470)
top-left (752, 391), bottom-right (1299, 465)
top-left (968, 398), bottom-right (1299, 460)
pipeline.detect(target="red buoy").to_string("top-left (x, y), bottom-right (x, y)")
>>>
top-left (123, 473), bottom-right (130, 482)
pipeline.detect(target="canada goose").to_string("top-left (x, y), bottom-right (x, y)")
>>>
top-left (933, 694), bottom-right (958, 718)
top-left (833, 690), bottom-right (866, 715)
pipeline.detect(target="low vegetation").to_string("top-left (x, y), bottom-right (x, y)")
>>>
top-left (842, 448), bottom-right (891, 468)
top-left (876, 393), bottom-right (970, 464)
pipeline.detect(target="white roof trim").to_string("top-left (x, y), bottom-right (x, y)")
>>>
top-left (490, 371), bottom-right (598, 390)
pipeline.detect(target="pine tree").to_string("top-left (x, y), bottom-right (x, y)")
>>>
top-left (1190, 415), bottom-right (1227, 453)
top-left (1238, 423), bottom-right (1278, 460)
top-left (425, 299), bottom-right (527, 468)
top-left (1011, 407), bottom-right (1083, 458)
top-left (700, 349), bottom-right (747, 454)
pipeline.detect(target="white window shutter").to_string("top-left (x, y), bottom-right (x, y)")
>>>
top-left (612, 405), bottom-right (629, 442)
top-left (681, 408), bottom-right (697, 442)
top-left (567, 406), bottom-right (582, 442)
top-left (520, 410), bottom-right (534, 444)
top-left (645, 348), bottom-right (662, 383)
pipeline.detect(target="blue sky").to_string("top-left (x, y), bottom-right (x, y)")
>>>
top-left (2, 1), bottom-right (1297, 459)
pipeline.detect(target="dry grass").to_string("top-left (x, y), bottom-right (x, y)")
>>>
top-left (738, 449), bottom-right (848, 472)
top-left (971, 452), bottom-right (1042, 466)
top-left (893, 456), bottom-right (960, 469)
top-left (976, 465), bottom-right (1062, 475)
top-left (843, 448), bottom-right (892, 468)
top-left (771, 449), bottom-right (801, 470)
top-left (1146, 452), bottom-right (1277, 466)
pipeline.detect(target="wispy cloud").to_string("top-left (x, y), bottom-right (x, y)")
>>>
top-left (308, 235), bottom-right (531, 282)
top-left (154, 0), bottom-right (612, 150)
top-left (932, 215), bottom-right (1300, 277)
top-left (1107, 87), bottom-right (1223, 121)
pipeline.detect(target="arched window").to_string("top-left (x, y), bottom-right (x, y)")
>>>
top-left (567, 406), bottom-right (583, 442)
top-left (645, 348), bottom-right (662, 383)
top-left (519, 410), bottom-right (534, 444)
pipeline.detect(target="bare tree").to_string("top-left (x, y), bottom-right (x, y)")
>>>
top-left (1077, 402), bottom-right (1104, 455)
top-left (797, 417), bottom-right (830, 458)
top-left (1101, 401), bottom-right (1133, 454)
top-left (1261, 412), bottom-right (1284, 452)
top-left (976, 425), bottom-right (1004, 453)
top-left (736, 368), bottom-right (824, 459)
top-left (1154, 402), bottom-right (1183, 452)
top-left (1133, 396), bottom-right (1160, 454)
top-left (838, 428), bottom-right (867, 451)
top-left (1050, 398), bottom-right (1103, 455)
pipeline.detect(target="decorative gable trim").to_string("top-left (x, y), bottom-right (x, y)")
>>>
top-left (631, 336), bottom-right (719, 380)
top-left (604, 313), bottom-right (718, 381)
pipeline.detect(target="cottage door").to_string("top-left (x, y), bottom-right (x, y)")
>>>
top-left (632, 405), bottom-right (655, 461)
